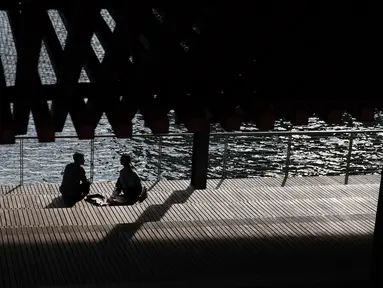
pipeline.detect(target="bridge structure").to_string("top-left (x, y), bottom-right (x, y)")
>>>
top-left (0, 1), bottom-right (381, 287)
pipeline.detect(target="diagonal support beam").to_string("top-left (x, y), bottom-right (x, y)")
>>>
top-left (94, 13), bottom-right (114, 53)
top-left (57, 10), bottom-right (103, 81)
top-left (44, 10), bottom-right (98, 139)
top-left (51, 5), bottom-right (99, 135)
top-left (51, 9), bottom-right (125, 138)
top-left (83, 7), bottom-right (137, 138)
top-left (10, 5), bottom-right (54, 141)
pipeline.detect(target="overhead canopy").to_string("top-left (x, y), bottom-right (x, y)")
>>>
top-left (0, 0), bottom-right (379, 143)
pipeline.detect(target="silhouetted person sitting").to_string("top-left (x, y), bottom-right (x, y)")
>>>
top-left (108, 154), bottom-right (147, 205)
top-left (60, 152), bottom-right (90, 205)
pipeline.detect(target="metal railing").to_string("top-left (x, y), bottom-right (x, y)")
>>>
top-left (12, 129), bottom-right (383, 186)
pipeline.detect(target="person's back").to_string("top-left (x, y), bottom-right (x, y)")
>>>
top-left (119, 166), bottom-right (142, 197)
top-left (60, 152), bottom-right (90, 201)
top-left (108, 154), bottom-right (147, 205)
top-left (60, 163), bottom-right (86, 196)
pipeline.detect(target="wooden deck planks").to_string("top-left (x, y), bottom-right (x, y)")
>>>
top-left (0, 178), bottom-right (380, 210)
top-left (0, 175), bottom-right (380, 287)
top-left (1, 175), bottom-right (380, 196)
top-left (0, 197), bottom-right (376, 228)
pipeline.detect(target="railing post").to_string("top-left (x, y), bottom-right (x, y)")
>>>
top-left (90, 139), bottom-right (95, 183)
top-left (157, 137), bottom-right (162, 181)
top-left (284, 135), bottom-right (292, 179)
top-left (222, 135), bottom-right (229, 179)
top-left (19, 138), bottom-right (24, 185)
top-left (344, 133), bottom-right (354, 185)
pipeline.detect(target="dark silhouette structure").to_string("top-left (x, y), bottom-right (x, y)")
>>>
top-left (0, 1), bottom-right (379, 143)
top-left (0, 1), bottom-right (381, 286)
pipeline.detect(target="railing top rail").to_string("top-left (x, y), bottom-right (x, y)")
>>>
top-left (13, 129), bottom-right (383, 140)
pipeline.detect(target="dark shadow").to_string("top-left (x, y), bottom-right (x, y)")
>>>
top-left (5, 185), bottom-right (22, 195)
top-left (2, 181), bottom-right (376, 287)
top-left (133, 186), bottom-right (194, 223)
top-left (0, 227), bottom-right (373, 287)
top-left (45, 195), bottom-right (84, 208)
top-left (147, 180), bottom-right (160, 191)
top-left (26, 185), bottom-right (372, 287)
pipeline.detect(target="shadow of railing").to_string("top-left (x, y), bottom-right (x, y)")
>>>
top-left (4, 185), bottom-right (22, 195)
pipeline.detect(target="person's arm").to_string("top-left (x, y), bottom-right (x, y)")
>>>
top-left (115, 176), bottom-right (122, 191)
top-left (60, 165), bottom-right (68, 187)
top-left (131, 169), bottom-right (142, 190)
top-left (111, 170), bottom-right (123, 197)
top-left (80, 167), bottom-right (89, 184)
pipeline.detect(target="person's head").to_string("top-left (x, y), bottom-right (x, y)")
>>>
top-left (120, 154), bottom-right (131, 167)
top-left (73, 152), bottom-right (85, 165)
